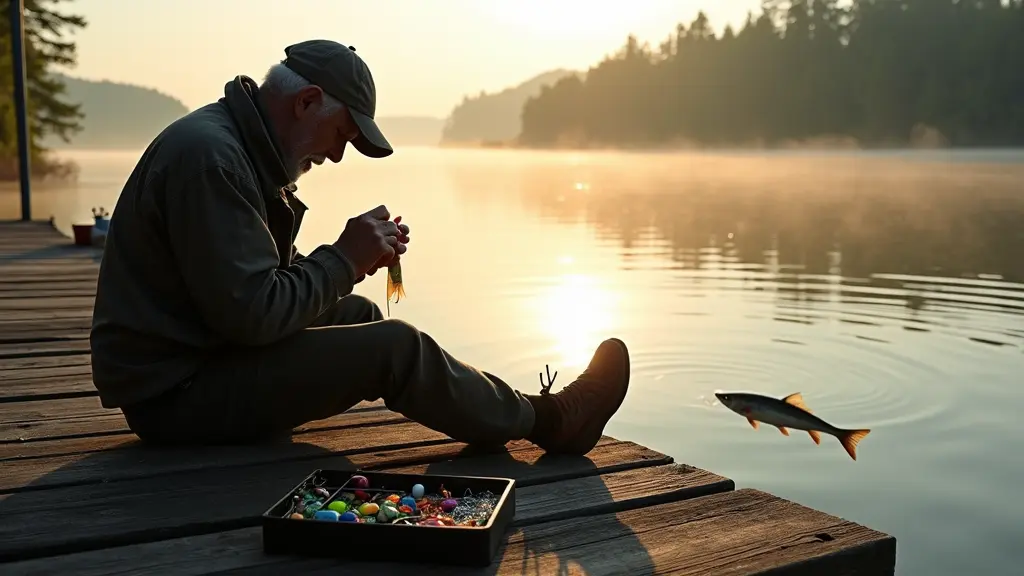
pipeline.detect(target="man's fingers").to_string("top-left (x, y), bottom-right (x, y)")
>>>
top-left (366, 205), bottom-right (391, 221)
top-left (380, 221), bottom-right (400, 236)
top-left (398, 223), bottom-right (410, 235)
top-left (379, 243), bottom-right (397, 267)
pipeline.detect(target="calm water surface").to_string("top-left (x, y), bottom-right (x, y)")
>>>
top-left (4, 147), bottom-right (1024, 575)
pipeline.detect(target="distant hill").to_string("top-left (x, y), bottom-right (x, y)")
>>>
top-left (376, 116), bottom-right (445, 147)
top-left (440, 69), bottom-right (579, 146)
top-left (42, 73), bottom-right (190, 150)
top-left (40, 74), bottom-right (445, 150)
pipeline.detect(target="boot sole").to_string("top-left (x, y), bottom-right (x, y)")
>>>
top-left (565, 337), bottom-right (630, 455)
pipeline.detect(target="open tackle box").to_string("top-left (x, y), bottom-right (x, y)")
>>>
top-left (261, 469), bottom-right (516, 567)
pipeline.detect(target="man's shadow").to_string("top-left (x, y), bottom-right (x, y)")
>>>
top-left (0, 429), bottom-right (655, 574)
top-left (420, 444), bottom-right (657, 576)
top-left (0, 432), bottom-right (354, 563)
top-left (268, 442), bottom-right (659, 575)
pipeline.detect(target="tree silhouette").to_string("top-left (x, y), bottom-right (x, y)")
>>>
top-left (0, 0), bottom-right (87, 181)
top-left (520, 0), bottom-right (1024, 148)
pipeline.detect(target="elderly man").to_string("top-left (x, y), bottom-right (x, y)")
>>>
top-left (90, 40), bottom-right (630, 455)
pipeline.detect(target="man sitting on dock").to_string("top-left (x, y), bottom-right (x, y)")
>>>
top-left (89, 40), bottom-right (630, 455)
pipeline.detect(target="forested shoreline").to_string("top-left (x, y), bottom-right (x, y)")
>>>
top-left (3, 0), bottom-right (1023, 184)
top-left (518, 1), bottom-right (1024, 150)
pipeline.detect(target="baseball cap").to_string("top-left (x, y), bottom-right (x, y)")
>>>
top-left (282, 39), bottom-right (393, 158)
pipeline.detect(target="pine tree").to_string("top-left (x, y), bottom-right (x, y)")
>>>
top-left (0, 0), bottom-right (87, 181)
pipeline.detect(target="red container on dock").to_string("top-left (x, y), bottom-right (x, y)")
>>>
top-left (72, 224), bottom-right (93, 246)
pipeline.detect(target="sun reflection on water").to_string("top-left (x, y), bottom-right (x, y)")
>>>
top-left (536, 272), bottom-right (621, 371)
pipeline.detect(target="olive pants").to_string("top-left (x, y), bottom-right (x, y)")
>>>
top-left (122, 295), bottom-right (537, 446)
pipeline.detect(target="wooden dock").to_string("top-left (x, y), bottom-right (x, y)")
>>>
top-left (0, 220), bottom-right (897, 575)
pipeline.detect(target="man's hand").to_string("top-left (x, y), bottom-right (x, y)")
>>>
top-left (366, 215), bottom-right (410, 277)
top-left (332, 206), bottom-right (410, 279)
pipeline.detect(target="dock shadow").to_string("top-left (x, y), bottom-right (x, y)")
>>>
top-left (0, 431), bottom-right (348, 564)
top-left (1, 430), bottom-right (654, 574)
top-left (311, 443), bottom-right (657, 575)
top-left (432, 445), bottom-right (656, 576)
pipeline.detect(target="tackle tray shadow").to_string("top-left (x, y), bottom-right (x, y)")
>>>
top-left (262, 469), bottom-right (516, 567)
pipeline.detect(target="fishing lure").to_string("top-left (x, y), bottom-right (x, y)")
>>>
top-left (386, 260), bottom-right (405, 317)
top-left (385, 216), bottom-right (406, 317)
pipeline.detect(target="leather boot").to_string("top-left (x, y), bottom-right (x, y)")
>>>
top-left (526, 338), bottom-right (630, 455)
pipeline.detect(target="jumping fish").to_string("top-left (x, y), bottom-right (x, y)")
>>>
top-left (714, 391), bottom-right (871, 461)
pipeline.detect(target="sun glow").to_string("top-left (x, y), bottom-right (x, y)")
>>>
top-left (482, 1), bottom-right (641, 36)
top-left (537, 273), bottom-right (620, 370)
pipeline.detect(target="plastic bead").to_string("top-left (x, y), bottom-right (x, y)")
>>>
top-left (313, 510), bottom-right (340, 522)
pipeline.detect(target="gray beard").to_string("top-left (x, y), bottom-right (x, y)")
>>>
top-left (282, 122), bottom-right (320, 182)
top-left (282, 151), bottom-right (305, 182)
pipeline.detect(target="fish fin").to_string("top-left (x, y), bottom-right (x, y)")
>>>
top-left (782, 392), bottom-right (813, 414)
top-left (747, 417), bottom-right (759, 430)
top-left (808, 429), bottom-right (822, 445)
top-left (776, 426), bottom-right (789, 436)
top-left (837, 428), bottom-right (871, 461)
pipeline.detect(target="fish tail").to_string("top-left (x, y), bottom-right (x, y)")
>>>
top-left (837, 428), bottom-right (871, 461)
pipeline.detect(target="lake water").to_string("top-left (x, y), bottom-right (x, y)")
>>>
top-left (4, 147), bottom-right (1024, 575)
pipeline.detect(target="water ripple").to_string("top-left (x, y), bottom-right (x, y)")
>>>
top-left (465, 265), bottom-right (1019, 443)
top-left (627, 325), bottom-right (957, 432)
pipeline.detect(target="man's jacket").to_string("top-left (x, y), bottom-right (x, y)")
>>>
top-left (90, 75), bottom-right (358, 409)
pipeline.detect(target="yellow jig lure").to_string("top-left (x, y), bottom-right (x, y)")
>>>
top-left (386, 260), bottom-right (405, 317)
top-left (385, 215), bottom-right (406, 317)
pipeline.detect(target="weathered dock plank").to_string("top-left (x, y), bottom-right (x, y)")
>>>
top-left (0, 362), bottom-right (95, 402)
top-left (0, 438), bottom-right (678, 562)
top-left (0, 308), bottom-right (94, 322)
top-left (0, 311), bottom-right (90, 330)
top-left (0, 395), bottom-right (110, 433)
top-left (0, 296), bottom-right (96, 310)
top-left (0, 399), bottom-right (392, 448)
top-left (0, 221), bottom-right (896, 574)
top-left (0, 288), bottom-right (98, 300)
top-left (0, 338), bottom-right (91, 359)
top-left (0, 488), bottom-right (893, 576)
top-left (0, 465), bottom-right (724, 574)
top-left (0, 273), bottom-right (98, 284)
top-left (0, 353), bottom-right (91, 371)
top-left (0, 427), bottom-right (653, 493)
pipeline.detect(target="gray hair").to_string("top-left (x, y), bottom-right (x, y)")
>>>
top-left (260, 63), bottom-right (345, 116)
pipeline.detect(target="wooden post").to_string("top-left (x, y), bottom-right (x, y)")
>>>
top-left (9, 0), bottom-right (32, 221)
